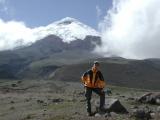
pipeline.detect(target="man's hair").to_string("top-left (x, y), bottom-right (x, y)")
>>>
top-left (94, 61), bottom-right (100, 66)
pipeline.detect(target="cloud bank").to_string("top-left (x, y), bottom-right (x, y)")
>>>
top-left (0, 17), bottom-right (100, 51)
top-left (96, 0), bottom-right (160, 59)
top-left (0, 19), bottom-right (57, 51)
top-left (0, 19), bottom-right (38, 50)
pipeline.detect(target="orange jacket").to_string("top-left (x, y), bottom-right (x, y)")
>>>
top-left (81, 68), bottom-right (106, 88)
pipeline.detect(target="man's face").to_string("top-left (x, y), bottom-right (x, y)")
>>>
top-left (93, 64), bottom-right (100, 70)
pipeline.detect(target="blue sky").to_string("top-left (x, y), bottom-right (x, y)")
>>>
top-left (0, 0), bottom-right (112, 29)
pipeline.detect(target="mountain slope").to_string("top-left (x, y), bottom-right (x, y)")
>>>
top-left (0, 34), bottom-right (102, 79)
top-left (52, 57), bottom-right (160, 90)
top-left (0, 17), bottom-right (102, 79)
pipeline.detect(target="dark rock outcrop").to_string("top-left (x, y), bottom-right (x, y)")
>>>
top-left (95, 98), bottom-right (128, 114)
top-left (130, 106), bottom-right (152, 120)
top-left (137, 92), bottom-right (160, 105)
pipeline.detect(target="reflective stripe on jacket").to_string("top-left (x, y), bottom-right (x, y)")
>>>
top-left (81, 69), bottom-right (106, 88)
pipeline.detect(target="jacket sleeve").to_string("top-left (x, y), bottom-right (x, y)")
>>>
top-left (81, 70), bottom-right (89, 83)
top-left (99, 71), bottom-right (104, 81)
top-left (98, 71), bottom-right (106, 88)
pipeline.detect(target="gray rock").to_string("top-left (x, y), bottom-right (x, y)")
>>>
top-left (110, 112), bottom-right (119, 117)
top-left (17, 81), bottom-right (22, 84)
top-left (150, 112), bottom-right (156, 119)
top-left (116, 93), bottom-right (120, 95)
top-left (138, 92), bottom-right (160, 105)
top-left (130, 105), bottom-right (138, 109)
top-left (10, 101), bottom-right (15, 104)
top-left (104, 112), bottom-right (111, 118)
top-left (120, 95), bottom-right (125, 98)
top-left (131, 106), bottom-right (152, 119)
top-left (52, 98), bottom-right (64, 103)
top-left (137, 93), bottom-right (152, 103)
top-left (10, 106), bottom-right (15, 110)
top-left (156, 98), bottom-right (160, 105)
top-left (37, 99), bottom-right (44, 104)
top-left (157, 106), bottom-right (160, 112)
top-left (95, 98), bottom-right (128, 113)
top-left (11, 83), bottom-right (17, 87)
top-left (132, 109), bottom-right (146, 119)
top-left (94, 113), bottom-right (101, 117)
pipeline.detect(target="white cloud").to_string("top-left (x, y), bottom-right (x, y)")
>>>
top-left (0, 19), bottom-right (55, 51)
top-left (96, 5), bottom-right (102, 20)
top-left (0, 19), bottom-right (36, 50)
top-left (0, 19), bottom-right (53, 51)
top-left (96, 0), bottom-right (160, 59)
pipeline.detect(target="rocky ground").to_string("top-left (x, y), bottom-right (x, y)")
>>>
top-left (0, 79), bottom-right (159, 120)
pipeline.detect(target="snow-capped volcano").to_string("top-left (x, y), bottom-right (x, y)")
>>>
top-left (33, 17), bottom-right (100, 43)
top-left (0, 17), bottom-right (100, 51)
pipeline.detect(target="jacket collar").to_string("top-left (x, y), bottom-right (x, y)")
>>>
top-left (92, 67), bottom-right (98, 73)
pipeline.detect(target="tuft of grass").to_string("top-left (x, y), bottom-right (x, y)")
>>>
top-left (21, 113), bottom-right (35, 120)
top-left (47, 102), bottom-right (74, 110)
top-left (47, 115), bottom-right (72, 120)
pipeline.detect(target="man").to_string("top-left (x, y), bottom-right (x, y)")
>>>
top-left (81, 61), bottom-right (106, 116)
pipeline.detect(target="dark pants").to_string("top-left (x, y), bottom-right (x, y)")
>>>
top-left (85, 87), bottom-right (105, 113)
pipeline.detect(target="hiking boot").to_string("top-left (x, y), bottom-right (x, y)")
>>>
top-left (87, 112), bottom-right (92, 116)
top-left (99, 107), bottom-right (106, 114)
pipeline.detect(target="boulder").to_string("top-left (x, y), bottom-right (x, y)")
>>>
top-left (10, 101), bottom-right (15, 104)
top-left (95, 98), bottom-right (128, 114)
top-left (110, 112), bottom-right (119, 117)
top-left (150, 112), bottom-right (156, 119)
top-left (131, 106), bottom-right (152, 119)
top-left (11, 83), bottom-right (17, 87)
top-left (138, 92), bottom-right (160, 105)
top-left (157, 106), bottom-right (160, 113)
top-left (37, 99), bottom-right (44, 104)
top-left (94, 113), bottom-right (101, 117)
top-left (156, 98), bottom-right (160, 104)
top-left (52, 98), bottom-right (64, 103)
